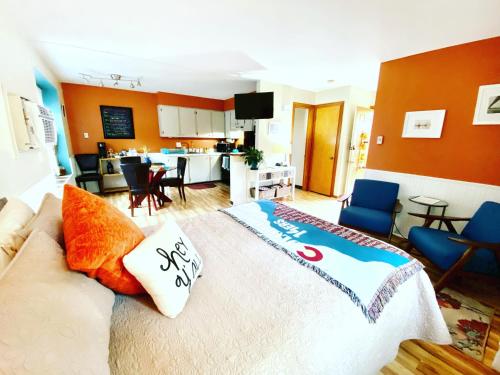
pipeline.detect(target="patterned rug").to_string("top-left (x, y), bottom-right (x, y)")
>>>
top-left (436, 288), bottom-right (494, 361)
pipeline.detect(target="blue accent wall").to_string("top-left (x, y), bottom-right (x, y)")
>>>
top-left (34, 70), bottom-right (72, 174)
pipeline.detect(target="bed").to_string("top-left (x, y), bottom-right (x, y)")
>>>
top-left (109, 210), bottom-right (451, 375)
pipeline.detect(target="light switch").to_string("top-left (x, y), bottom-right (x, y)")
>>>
top-left (83, 132), bottom-right (89, 139)
top-left (376, 135), bottom-right (383, 145)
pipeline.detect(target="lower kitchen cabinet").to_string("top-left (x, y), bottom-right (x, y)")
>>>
top-left (187, 155), bottom-right (211, 184)
top-left (209, 155), bottom-right (221, 181)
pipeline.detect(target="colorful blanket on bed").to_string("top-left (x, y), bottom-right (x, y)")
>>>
top-left (222, 200), bottom-right (423, 323)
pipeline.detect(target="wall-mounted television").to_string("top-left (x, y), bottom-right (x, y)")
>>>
top-left (234, 92), bottom-right (274, 120)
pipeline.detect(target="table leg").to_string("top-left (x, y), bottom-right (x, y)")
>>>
top-left (438, 206), bottom-right (447, 230)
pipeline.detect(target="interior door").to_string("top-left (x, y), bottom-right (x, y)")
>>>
top-left (308, 103), bottom-right (343, 196)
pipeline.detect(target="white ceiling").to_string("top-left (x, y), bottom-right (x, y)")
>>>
top-left (1, 0), bottom-right (499, 99)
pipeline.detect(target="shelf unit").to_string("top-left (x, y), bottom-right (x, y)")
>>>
top-left (247, 166), bottom-right (296, 201)
top-left (99, 157), bottom-right (128, 193)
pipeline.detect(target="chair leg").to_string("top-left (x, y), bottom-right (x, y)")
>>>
top-left (83, 182), bottom-right (87, 191)
top-left (434, 246), bottom-right (476, 292)
top-left (129, 192), bottom-right (134, 217)
top-left (182, 185), bottom-right (186, 202)
top-left (98, 178), bottom-right (104, 194)
top-left (147, 194), bottom-right (152, 216)
top-left (178, 186), bottom-right (182, 201)
top-left (152, 191), bottom-right (158, 211)
top-left (76, 181), bottom-right (81, 188)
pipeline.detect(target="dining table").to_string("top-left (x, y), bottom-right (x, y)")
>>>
top-left (132, 163), bottom-right (176, 209)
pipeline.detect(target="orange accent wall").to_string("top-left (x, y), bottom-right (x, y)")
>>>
top-left (223, 97), bottom-right (235, 111)
top-left (156, 91), bottom-right (224, 111)
top-left (367, 37), bottom-right (500, 186)
top-left (62, 83), bottom-right (226, 154)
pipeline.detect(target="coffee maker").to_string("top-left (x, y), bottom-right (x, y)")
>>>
top-left (97, 142), bottom-right (107, 158)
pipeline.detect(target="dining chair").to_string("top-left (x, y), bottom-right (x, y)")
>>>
top-left (159, 157), bottom-right (187, 202)
top-left (75, 154), bottom-right (103, 194)
top-left (407, 201), bottom-right (500, 291)
top-left (121, 163), bottom-right (153, 217)
top-left (337, 179), bottom-right (402, 240)
top-left (120, 156), bottom-right (142, 164)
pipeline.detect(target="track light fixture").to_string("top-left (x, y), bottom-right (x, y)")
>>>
top-left (79, 73), bottom-right (143, 89)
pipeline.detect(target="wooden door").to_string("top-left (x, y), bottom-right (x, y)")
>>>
top-left (308, 102), bottom-right (343, 196)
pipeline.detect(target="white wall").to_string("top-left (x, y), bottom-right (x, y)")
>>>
top-left (255, 81), bottom-right (375, 196)
top-left (315, 86), bottom-right (376, 195)
top-left (364, 169), bottom-right (500, 237)
top-left (0, 16), bottom-right (68, 208)
top-left (256, 81), bottom-right (315, 166)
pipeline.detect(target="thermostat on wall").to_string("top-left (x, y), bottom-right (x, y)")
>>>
top-left (376, 135), bottom-right (384, 145)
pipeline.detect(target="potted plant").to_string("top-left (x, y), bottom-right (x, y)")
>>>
top-left (244, 147), bottom-right (264, 170)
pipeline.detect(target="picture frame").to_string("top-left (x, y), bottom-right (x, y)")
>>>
top-left (473, 84), bottom-right (500, 125)
top-left (402, 110), bottom-right (446, 138)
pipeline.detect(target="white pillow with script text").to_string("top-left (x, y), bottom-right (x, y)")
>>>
top-left (123, 221), bottom-right (203, 318)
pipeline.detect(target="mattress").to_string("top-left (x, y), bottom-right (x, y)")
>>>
top-left (109, 212), bottom-right (451, 375)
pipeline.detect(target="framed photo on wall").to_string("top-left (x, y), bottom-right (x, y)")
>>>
top-left (402, 110), bottom-right (446, 138)
top-left (473, 84), bottom-right (500, 125)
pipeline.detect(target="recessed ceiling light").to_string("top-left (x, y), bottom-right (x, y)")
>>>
top-left (327, 79), bottom-right (335, 84)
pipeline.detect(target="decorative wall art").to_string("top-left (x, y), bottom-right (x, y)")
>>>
top-left (402, 110), bottom-right (446, 138)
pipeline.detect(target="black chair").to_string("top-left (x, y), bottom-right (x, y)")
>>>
top-left (159, 157), bottom-right (187, 202)
top-left (121, 163), bottom-right (153, 217)
top-left (75, 154), bottom-right (103, 193)
top-left (120, 156), bottom-right (142, 164)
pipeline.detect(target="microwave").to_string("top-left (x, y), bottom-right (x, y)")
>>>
top-left (216, 142), bottom-right (233, 153)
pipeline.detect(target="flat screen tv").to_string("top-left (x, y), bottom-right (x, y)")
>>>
top-left (234, 92), bottom-right (274, 120)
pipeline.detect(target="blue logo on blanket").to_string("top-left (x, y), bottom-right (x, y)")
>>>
top-left (257, 200), bottom-right (409, 267)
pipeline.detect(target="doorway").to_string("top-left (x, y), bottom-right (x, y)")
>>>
top-left (344, 106), bottom-right (374, 193)
top-left (290, 102), bottom-right (344, 196)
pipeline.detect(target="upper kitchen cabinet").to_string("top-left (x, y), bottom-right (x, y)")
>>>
top-left (229, 110), bottom-right (245, 131)
top-left (211, 111), bottom-right (225, 138)
top-left (158, 105), bottom-right (180, 137)
top-left (196, 109), bottom-right (212, 137)
top-left (225, 110), bottom-right (243, 139)
top-left (179, 107), bottom-right (197, 137)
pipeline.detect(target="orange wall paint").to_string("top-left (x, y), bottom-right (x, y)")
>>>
top-left (367, 37), bottom-right (500, 186)
top-left (156, 91), bottom-right (224, 111)
top-left (223, 97), bottom-right (235, 111)
top-left (62, 83), bottom-right (227, 154)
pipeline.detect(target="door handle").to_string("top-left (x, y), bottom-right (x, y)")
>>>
top-left (329, 156), bottom-right (334, 160)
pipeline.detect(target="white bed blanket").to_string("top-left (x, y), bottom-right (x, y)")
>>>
top-left (109, 212), bottom-right (451, 375)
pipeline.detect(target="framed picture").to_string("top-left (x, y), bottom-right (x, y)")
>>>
top-left (473, 84), bottom-right (500, 125)
top-left (402, 110), bottom-right (446, 138)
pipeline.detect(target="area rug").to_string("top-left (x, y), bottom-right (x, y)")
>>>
top-left (436, 288), bottom-right (494, 361)
top-left (187, 183), bottom-right (216, 190)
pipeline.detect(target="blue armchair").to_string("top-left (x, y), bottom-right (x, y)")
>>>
top-left (408, 201), bottom-right (500, 291)
top-left (338, 179), bottom-right (401, 240)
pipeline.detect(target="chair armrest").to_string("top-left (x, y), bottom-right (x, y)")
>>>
top-left (337, 193), bottom-right (351, 203)
top-left (408, 212), bottom-right (471, 221)
top-left (448, 237), bottom-right (500, 252)
top-left (394, 200), bottom-right (403, 214)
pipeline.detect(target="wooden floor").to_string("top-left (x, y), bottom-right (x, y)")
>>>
top-left (104, 183), bottom-right (499, 374)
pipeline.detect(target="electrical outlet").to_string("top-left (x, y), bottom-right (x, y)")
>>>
top-left (83, 132), bottom-right (89, 139)
top-left (376, 135), bottom-right (383, 145)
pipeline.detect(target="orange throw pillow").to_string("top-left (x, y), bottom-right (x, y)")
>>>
top-left (62, 184), bottom-right (145, 295)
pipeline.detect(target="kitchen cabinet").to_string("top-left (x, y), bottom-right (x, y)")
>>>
top-left (188, 155), bottom-right (211, 183)
top-left (158, 105), bottom-right (180, 137)
top-left (229, 110), bottom-right (245, 130)
top-left (211, 111), bottom-right (225, 138)
top-left (209, 155), bottom-right (221, 181)
top-left (196, 109), bottom-right (212, 137)
top-left (225, 110), bottom-right (243, 140)
top-left (179, 108), bottom-right (197, 137)
top-left (243, 119), bottom-right (256, 131)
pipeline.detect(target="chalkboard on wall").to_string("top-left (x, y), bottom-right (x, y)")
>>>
top-left (100, 105), bottom-right (135, 139)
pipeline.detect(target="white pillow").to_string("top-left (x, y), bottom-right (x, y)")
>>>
top-left (0, 198), bottom-right (34, 272)
top-left (123, 221), bottom-right (203, 318)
